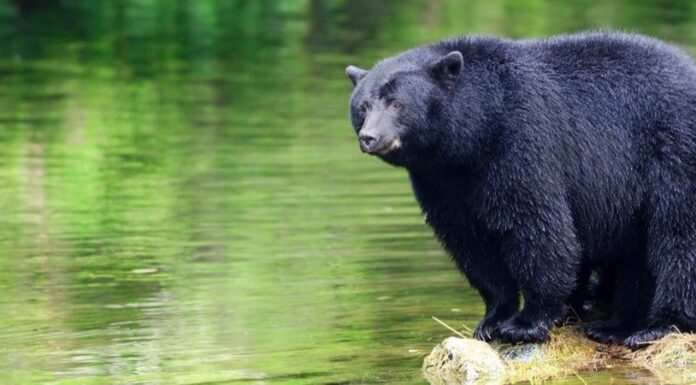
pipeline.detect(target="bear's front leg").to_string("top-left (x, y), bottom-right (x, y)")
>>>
top-left (474, 297), bottom-right (519, 341)
top-left (496, 203), bottom-right (581, 344)
top-left (448, 225), bottom-right (520, 342)
top-left (467, 262), bottom-right (519, 341)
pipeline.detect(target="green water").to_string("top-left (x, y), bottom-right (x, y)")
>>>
top-left (0, 1), bottom-right (695, 384)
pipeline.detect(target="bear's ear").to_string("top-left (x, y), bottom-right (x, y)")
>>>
top-left (346, 65), bottom-right (368, 86)
top-left (430, 51), bottom-right (463, 86)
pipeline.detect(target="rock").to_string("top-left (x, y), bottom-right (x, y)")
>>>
top-left (422, 337), bottom-right (547, 384)
top-left (422, 337), bottom-right (506, 385)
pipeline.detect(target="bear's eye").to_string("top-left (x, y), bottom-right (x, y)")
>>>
top-left (359, 102), bottom-right (370, 117)
top-left (390, 100), bottom-right (404, 111)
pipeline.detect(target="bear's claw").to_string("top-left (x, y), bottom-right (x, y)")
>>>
top-left (474, 324), bottom-right (496, 342)
top-left (497, 316), bottom-right (549, 344)
top-left (585, 320), bottom-right (631, 344)
top-left (473, 306), bottom-right (519, 342)
top-left (622, 326), bottom-right (672, 350)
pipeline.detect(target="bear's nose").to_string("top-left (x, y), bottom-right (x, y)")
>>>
top-left (359, 134), bottom-right (379, 153)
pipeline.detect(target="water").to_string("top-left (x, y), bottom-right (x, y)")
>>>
top-left (0, 1), bottom-right (694, 384)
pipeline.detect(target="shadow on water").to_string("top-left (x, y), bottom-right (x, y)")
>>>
top-left (0, 1), bottom-right (695, 384)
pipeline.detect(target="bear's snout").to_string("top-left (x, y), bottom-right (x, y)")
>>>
top-left (359, 133), bottom-right (380, 153)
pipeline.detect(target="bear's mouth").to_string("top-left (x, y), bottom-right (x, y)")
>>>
top-left (362, 138), bottom-right (402, 156)
top-left (377, 138), bottom-right (402, 155)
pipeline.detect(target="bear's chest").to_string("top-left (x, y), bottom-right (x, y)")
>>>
top-left (408, 172), bottom-right (478, 230)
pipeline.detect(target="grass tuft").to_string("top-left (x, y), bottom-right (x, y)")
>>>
top-left (505, 327), bottom-right (602, 384)
top-left (507, 327), bottom-right (696, 384)
top-left (623, 331), bottom-right (696, 384)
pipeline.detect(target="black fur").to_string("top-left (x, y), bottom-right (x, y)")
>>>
top-left (346, 31), bottom-right (696, 347)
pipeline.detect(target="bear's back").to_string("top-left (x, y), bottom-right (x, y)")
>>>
top-left (516, 31), bottom-right (696, 79)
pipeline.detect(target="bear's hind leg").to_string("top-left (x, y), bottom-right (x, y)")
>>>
top-left (586, 250), bottom-right (653, 344)
top-left (625, 164), bottom-right (696, 349)
top-left (556, 261), bottom-right (594, 326)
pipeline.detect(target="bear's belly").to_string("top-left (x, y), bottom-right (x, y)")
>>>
top-left (410, 166), bottom-right (645, 262)
top-left (566, 177), bottom-right (645, 261)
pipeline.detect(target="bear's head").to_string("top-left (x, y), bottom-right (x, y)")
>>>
top-left (346, 48), bottom-right (479, 169)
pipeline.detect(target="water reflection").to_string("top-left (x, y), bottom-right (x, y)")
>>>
top-left (0, 1), bottom-right (694, 384)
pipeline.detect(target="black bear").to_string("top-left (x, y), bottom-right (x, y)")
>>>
top-left (345, 31), bottom-right (696, 349)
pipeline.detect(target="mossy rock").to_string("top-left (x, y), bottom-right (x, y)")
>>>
top-left (422, 337), bottom-right (506, 385)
